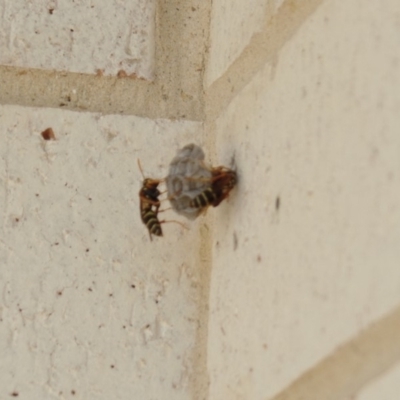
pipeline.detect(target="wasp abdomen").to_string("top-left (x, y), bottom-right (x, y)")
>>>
top-left (191, 188), bottom-right (216, 208)
top-left (143, 210), bottom-right (162, 236)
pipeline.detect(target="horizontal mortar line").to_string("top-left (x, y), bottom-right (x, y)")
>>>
top-left (0, 65), bottom-right (204, 121)
top-left (205, 0), bottom-right (324, 122)
top-left (0, 0), bottom-right (321, 123)
top-left (269, 305), bottom-right (400, 400)
top-left (0, 1), bottom-right (211, 121)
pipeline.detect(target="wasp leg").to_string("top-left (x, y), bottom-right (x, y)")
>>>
top-left (158, 207), bottom-right (172, 213)
top-left (159, 219), bottom-right (188, 230)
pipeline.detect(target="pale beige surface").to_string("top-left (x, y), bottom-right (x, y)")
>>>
top-left (274, 0), bottom-right (285, 10)
top-left (0, 0), bottom-right (211, 120)
top-left (206, 0), bottom-right (268, 86)
top-left (0, 105), bottom-right (208, 399)
top-left (207, 0), bottom-right (400, 399)
top-left (352, 362), bottom-right (400, 400)
top-left (0, 0), bottom-right (155, 78)
top-left (1, 0), bottom-right (400, 398)
top-left (270, 307), bottom-right (400, 400)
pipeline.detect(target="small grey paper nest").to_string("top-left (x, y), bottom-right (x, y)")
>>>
top-left (166, 144), bottom-right (213, 220)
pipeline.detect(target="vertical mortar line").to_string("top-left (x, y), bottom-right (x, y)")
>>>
top-left (194, 216), bottom-right (213, 400)
top-left (2, 128), bottom-right (10, 230)
top-left (200, 117), bottom-right (217, 400)
top-left (154, 0), bottom-right (213, 397)
top-left (155, 0), bottom-right (208, 120)
top-left (189, 1), bottom-right (215, 398)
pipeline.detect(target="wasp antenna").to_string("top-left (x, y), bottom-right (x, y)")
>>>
top-left (137, 158), bottom-right (146, 179)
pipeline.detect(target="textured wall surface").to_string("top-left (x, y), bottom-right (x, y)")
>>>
top-left (0, 105), bottom-right (207, 399)
top-left (207, 0), bottom-right (268, 86)
top-left (206, 0), bottom-right (292, 87)
top-left (1, 0), bottom-right (400, 399)
top-left (0, 0), bottom-right (155, 78)
top-left (0, 0), bottom-right (210, 120)
top-left (351, 362), bottom-right (400, 400)
top-left (207, 0), bottom-right (400, 399)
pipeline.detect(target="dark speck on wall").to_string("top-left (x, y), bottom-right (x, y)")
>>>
top-left (275, 196), bottom-right (280, 211)
top-left (41, 127), bottom-right (56, 140)
top-left (233, 232), bottom-right (238, 251)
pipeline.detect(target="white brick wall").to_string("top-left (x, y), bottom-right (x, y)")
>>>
top-left (352, 363), bottom-right (400, 400)
top-left (0, 106), bottom-right (206, 399)
top-left (1, 0), bottom-right (400, 399)
top-left (0, 0), bottom-right (155, 78)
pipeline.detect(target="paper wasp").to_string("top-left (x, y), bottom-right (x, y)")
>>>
top-left (138, 160), bottom-right (186, 241)
top-left (166, 144), bottom-right (237, 219)
top-left (189, 166), bottom-right (237, 210)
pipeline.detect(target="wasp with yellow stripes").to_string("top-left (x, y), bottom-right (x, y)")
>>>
top-left (138, 160), bottom-right (186, 241)
top-left (190, 166), bottom-right (237, 211)
top-left (138, 160), bottom-right (163, 240)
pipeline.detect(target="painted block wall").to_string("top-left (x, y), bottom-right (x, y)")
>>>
top-left (0, 0), bottom-right (155, 78)
top-left (1, 0), bottom-right (400, 399)
top-left (207, 0), bottom-right (267, 86)
top-left (0, 106), bottom-right (207, 399)
top-left (351, 362), bottom-right (400, 400)
top-left (206, 0), bottom-right (400, 399)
